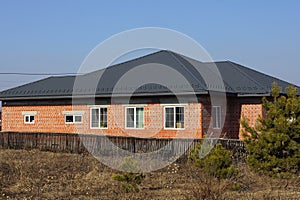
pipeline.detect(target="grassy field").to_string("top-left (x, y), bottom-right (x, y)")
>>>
top-left (0, 149), bottom-right (299, 199)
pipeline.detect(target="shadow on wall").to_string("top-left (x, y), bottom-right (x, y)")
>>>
top-left (202, 98), bottom-right (242, 139)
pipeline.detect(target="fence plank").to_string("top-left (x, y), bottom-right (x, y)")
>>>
top-left (0, 132), bottom-right (246, 159)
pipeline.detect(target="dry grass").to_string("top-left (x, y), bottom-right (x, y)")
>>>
top-left (0, 149), bottom-right (299, 199)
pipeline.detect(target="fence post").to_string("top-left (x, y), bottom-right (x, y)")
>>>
top-left (132, 137), bottom-right (136, 153)
top-left (66, 134), bottom-right (68, 151)
top-left (7, 132), bottom-right (10, 148)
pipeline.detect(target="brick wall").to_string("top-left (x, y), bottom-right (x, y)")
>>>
top-left (239, 104), bottom-right (263, 139)
top-left (202, 97), bottom-right (237, 138)
top-left (2, 105), bottom-right (86, 133)
top-left (1, 100), bottom-right (262, 139)
top-left (201, 97), bottom-right (262, 139)
top-left (2, 103), bottom-right (202, 139)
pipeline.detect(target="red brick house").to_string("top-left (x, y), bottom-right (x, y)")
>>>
top-left (0, 50), bottom-right (297, 139)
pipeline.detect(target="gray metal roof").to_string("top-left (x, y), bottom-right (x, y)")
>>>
top-left (0, 50), bottom-right (298, 100)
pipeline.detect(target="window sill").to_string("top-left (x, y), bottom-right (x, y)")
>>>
top-left (90, 127), bottom-right (109, 129)
top-left (125, 127), bottom-right (145, 130)
top-left (164, 128), bottom-right (185, 130)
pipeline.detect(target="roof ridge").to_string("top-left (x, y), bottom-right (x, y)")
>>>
top-left (230, 61), bottom-right (295, 85)
top-left (166, 51), bottom-right (208, 90)
top-left (83, 49), bottom-right (167, 76)
top-left (203, 62), bottom-right (237, 93)
top-left (227, 61), bottom-right (268, 93)
top-left (204, 61), bottom-right (230, 64)
top-left (173, 53), bottom-right (236, 92)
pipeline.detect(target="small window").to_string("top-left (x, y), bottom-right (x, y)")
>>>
top-left (126, 107), bottom-right (144, 129)
top-left (65, 115), bottom-right (82, 124)
top-left (212, 106), bottom-right (221, 129)
top-left (74, 115), bottom-right (82, 123)
top-left (24, 115), bottom-right (35, 124)
top-left (65, 115), bottom-right (74, 123)
top-left (90, 107), bottom-right (108, 129)
top-left (164, 106), bottom-right (184, 129)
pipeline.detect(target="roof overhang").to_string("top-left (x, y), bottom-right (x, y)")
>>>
top-left (237, 93), bottom-right (270, 97)
top-left (0, 91), bottom-right (209, 101)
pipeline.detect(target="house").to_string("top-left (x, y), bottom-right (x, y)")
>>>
top-left (0, 50), bottom-right (298, 139)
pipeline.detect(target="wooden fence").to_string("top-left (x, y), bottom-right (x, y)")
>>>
top-left (0, 132), bottom-right (246, 159)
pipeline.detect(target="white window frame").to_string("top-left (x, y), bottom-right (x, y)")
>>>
top-left (212, 106), bottom-right (221, 129)
top-left (125, 107), bottom-right (144, 129)
top-left (65, 114), bottom-right (83, 124)
top-left (90, 106), bottom-right (108, 129)
top-left (22, 111), bottom-right (37, 124)
top-left (24, 114), bottom-right (35, 124)
top-left (164, 106), bottom-right (185, 130)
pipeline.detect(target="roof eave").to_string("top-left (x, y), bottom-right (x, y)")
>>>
top-left (237, 93), bottom-right (270, 97)
top-left (0, 91), bottom-right (209, 101)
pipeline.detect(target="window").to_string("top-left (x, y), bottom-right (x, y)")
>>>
top-left (24, 115), bottom-right (35, 124)
top-left (65, 115), bottom-right (82, 124)
top-left (100, 107), bottom-right (108, 128)
top-left (90, 107), bottom-right (108, 129)
top-left (164, 106), bottom-right (184, 129)
top-left (125, 107), bottom-right (144, 129)
top-left (91, 108), bottom-right (99, 128)
top-left (22, 111), bottom-right (37, 124)
top-left (212, 106), bottom-right (221, 129)
top-left (74, 115), bottom-right (82, 123)
top-left (65, 115), bottom-right (73, 123)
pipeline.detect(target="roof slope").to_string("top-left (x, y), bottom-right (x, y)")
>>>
top-left (0, 50), bottom-right (298, 100)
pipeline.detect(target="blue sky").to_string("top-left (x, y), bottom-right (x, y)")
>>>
top-left (0, 0), bottom-right (300, 91)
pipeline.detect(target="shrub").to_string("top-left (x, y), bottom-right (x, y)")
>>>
top-left (0, 161), bottom-right (20, 190)
top-left (111, 157), bottom-right (145, 193)
top-left (189, 143), bottom-right (237, 179)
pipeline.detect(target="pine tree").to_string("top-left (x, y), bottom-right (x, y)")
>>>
top-left (241, 82), bottom-right (300, 176)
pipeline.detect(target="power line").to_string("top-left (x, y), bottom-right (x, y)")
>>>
top-left (0, 72), bottom-right (83, 76)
